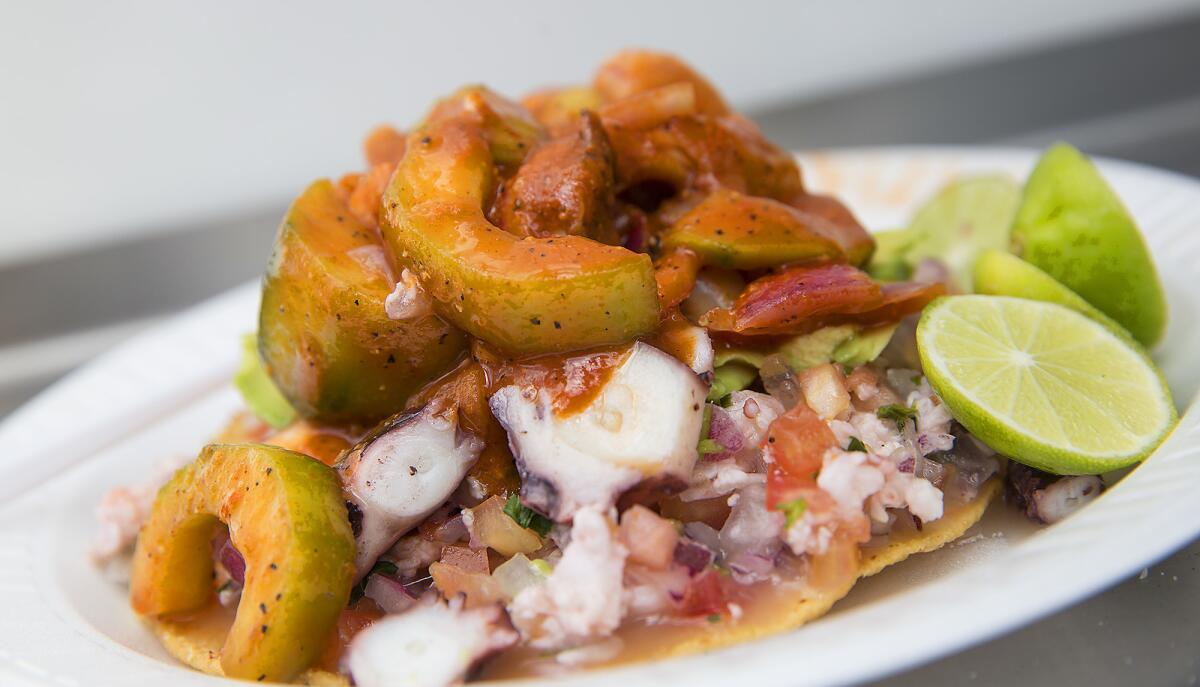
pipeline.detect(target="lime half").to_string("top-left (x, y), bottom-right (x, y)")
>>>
top-left (917, 295), bottom-right (1176, 474)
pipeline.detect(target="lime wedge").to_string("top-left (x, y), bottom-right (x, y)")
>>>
top-left (917, 295), bottom-right (1176, 474)
top-left (973, 249), bottom-right (1128, 338)
top-left (1012, 143), bottom-right (1167, 346)
top-left (867, 176), bottom-right (1019, 289)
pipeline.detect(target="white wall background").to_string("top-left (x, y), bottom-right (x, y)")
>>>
top-left (2, 0), bottom-right (1196, 266)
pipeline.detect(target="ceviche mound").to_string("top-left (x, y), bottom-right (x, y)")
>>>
top-left (93, 50), bottom-right (1178, 687)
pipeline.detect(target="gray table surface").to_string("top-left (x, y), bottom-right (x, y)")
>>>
top-left (874, 540), bottom-right (1200, 686)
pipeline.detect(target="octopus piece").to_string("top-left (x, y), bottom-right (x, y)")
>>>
top-left (490, 342), bottom-right (707, 522)
top-left (338, 406), bottom-right (483, 578)
top-left (508, 506), bottom-right (628, 649)
top-left (346, 601), bottom-right (518, 687)
top-left (1008, 462), bottom-right (1104, 524)
top-left (385, 267), bottom-right (434, 321)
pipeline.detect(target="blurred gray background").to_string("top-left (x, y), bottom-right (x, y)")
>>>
top-left (2, 1), bottom-right (1199, 684)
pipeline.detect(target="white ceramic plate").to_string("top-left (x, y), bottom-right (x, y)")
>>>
top-left (1, 147), bottom-right (1198, 687)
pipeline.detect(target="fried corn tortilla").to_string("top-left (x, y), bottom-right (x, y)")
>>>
top-left (147, 479), bottom-right (998, 683)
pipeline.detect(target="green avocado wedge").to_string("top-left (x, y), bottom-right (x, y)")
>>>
top-left (130, 444), bottom-right (355, 683)
top-left (260, 179), bottom-right (468, 422)
top-left (1011, 143), bottom-right (1167, 347)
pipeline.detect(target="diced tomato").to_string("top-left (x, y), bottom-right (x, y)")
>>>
top-left (429, 561), bottom-right (500, 608)
top-left (619, 504), bottom-right (680, 571)
top-left (766, 466), bottom-right (809, 510)
top-left (318, 600), bottom-right (384, 671)
top-left (439, 545), bottom-right (490, 574)
top-left (764, 403), bottom-right (838, 510)
top-left (679, 568), bottom-right (727, 617)
top-left (765, 405), bottom-right (836, 480)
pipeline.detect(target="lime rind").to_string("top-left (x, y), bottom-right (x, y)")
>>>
top-left (917, 295), bottom-right (1176, 475)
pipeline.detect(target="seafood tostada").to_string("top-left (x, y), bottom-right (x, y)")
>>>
top-left (92, 50), bottom-right (1175, 687)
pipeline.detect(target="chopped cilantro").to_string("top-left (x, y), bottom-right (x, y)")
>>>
top-left (504, 493), bottom-right (553, 537)
top-left (707, 614), bottom-right (723, 623)
top-left (846, 436), bottom-right (868, 452)
top-left (876, 403), bottom-right (918, 432)
top-left (698, 438), bottom-right (726, 455)
top-left (371, 560), bottom-right (399, 578)
top-left (776, 497), bottom-right (807, 528)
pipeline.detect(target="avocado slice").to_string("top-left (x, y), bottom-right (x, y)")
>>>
top-left (130, 444), bottom-right (355, 682)
top-left (381, 87), bottom-right (659, 355)
top-left (661, 189), bottom-right (848, 269)
top-left (260, 179), bottom-right (467, 422)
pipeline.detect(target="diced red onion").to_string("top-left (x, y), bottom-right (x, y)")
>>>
top-left (673, 538), bottom-right (716, 576)
top-left (718, 484), bottom-right (782, 584)
top-left (432, 514), bottom-right (469, 544)
top-left (682, 522), bottom-right (723, 555)
top-left (725, 551), bottom-right (775, 583)
top-left (915, 457), bottom-right (946, 485)
top-left (211, 531), bottom-right (246, 586)
top-left (365, 574), bottom-right (418, 615)
top-left (941, 427), bottom-right (1000, 500)
top-left (704, 405), bottom-right (745, 462)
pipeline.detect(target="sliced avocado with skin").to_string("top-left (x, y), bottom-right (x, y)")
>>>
top-left (130, 444), bottom-right (355, 683)
top-left (260, 179), bottom-right (468, 422)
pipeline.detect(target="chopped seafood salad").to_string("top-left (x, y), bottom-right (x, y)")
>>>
top-left (94, 51), bottom-right (1175, 687)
